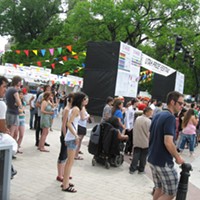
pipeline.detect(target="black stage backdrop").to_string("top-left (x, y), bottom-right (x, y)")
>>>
top-left (152, 72), bottom-right (176, 102)
top-left (82, 41), bottom-right (120, 116)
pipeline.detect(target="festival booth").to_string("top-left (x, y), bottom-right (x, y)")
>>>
top-left (83, 41), bottom-right (141, 116)
top-left (51, 74), bottom-right (83, 94)
top-left (83, 41), bottom-right (185, 116)
top-left (1, 64), bottom-right (83, 94)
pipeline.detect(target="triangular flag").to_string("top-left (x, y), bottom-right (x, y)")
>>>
top-left (33, 50), bottom-right (38, 56)
top-left (19, 63), bottom-right (23, 66)
top-left (65, 72), bottom-right (70, 75)
top-left (82, 63), bottom-right (86, 68)
top-left (62, 56), bottom-right (67, 61)
top-left (13, 64), bottom-right (17, 68)
top-left (15, 50), bottom-right (21, 54)
top-left (57, 47), bottom-right (62, 55)
top-left (49, 48), bottom-right (54, 56)
top-left (72, 51), bottom-right (76, 56)
top-left (59, 61), bottom-right (64, 65)
top-left (51, 63), bottom-right (55, 69)
top-left (41, 49), bottom-right (46, 56)
top-left (82, 52), bottom-right (86, 56)
top-left (66, 45), bottom-right (72, 52)
top-left (45, 60), bottom-right (50, 62)
top-left (37, 61), bottom-right (42, 67)
top-left (73, 55), bottom-right (78, 60)
top-left (24, 50), bottom-right (29, 57)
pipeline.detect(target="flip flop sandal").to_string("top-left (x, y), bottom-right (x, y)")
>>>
top-left (78, 151), bottom-right (84, 154)
top-left (61, 183), bottom-right (74, 188)
top-left (62, 186), bottom-right (77, 193)
top-left (40, 149), bottom-right (50, 152)
top-left (74, 156), bottom-right (83, 160)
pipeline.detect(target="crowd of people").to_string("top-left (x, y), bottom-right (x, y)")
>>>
top-left (0, 75), bottom-right (200, 198)
top-left (101, 93), bottom-right (200, 199)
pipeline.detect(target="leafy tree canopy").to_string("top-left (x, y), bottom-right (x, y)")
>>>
top-left (1, 0), bottom-right (200, 94)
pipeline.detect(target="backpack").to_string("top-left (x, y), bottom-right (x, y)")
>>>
top-left (88, 124), bottom-right (101, 155)
top-left (90, 124), bottom-right (101, 144)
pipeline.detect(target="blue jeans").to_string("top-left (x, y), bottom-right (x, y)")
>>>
top-left (29, 108), bottom-right (35, 129)
top-left (58, 103), bottom-right (64, 113)
top-left (179, 134), bottom-right (196, 152)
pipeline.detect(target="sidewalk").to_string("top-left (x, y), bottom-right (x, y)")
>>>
top-left (10, 122), bottom-right (200, 200)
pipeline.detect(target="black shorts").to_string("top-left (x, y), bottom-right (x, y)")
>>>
top-left (78, 125), bottom-right (87, 136)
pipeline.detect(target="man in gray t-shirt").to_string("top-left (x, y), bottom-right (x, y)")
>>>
top-left (5, 76), bottom-right (22, 139)
top-left (102, 96), bottom-right (113, 122)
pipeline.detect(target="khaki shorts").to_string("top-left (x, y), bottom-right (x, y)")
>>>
top-left (6, 113), bottom-right (19, 127)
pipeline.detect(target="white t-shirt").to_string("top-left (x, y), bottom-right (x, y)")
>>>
top-left (0, 101), bottom-right (7, 119)
top-left (78, 110), bottom-right (89, 128)
top-left (124, 105), bottom-right (136, 130)
top-left (30, 95), bottom-right (36, 108)
top-left (65, 109), bottom-right (80, 141)
top-left (36, 93), bottom-right (44, 116)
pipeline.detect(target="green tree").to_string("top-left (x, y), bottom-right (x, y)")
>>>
top-left (1, 0), bottom-right (200, 93)
top-left (0, 0), bottom-right (62, 43)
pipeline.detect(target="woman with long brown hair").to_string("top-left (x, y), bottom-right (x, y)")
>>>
top-left (38, 91), bottom-right (54, 152)
top-left (179, 108), bottom-right (198, 156)
top-left (112, 99), bottom-right (125, 132)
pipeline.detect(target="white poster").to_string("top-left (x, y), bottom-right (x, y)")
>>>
top-left (115, 42), bottom-right (141, 97)
top-left (141, 54), bottom-right (176, 76)
top-left (174, 71), bottom-right (184, 93)
top-left (115, 67), bottom-right (140, 97)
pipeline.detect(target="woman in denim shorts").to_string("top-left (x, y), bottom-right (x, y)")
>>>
top-left (56, 93), bottom-right (74, 182)
top-left (62, 92), bottom-right (87, 193)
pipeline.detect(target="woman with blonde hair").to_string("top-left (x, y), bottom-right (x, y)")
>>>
top-left (179, 108), bottom-right (198, 156)
top-left (38, 91), bottom-right (54, 152)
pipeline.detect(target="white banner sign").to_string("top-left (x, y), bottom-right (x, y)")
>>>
top-left (141, 54), bottom-right (176, 76)
top-left (174, 71), bottom-right (184, 93)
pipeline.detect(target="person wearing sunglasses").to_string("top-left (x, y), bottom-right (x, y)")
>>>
top-left (148, 91), bottom-right (184, 200)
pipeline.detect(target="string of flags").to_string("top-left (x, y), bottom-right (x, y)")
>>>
top-left (14, 45), bottom-right (86, 57)
top-left (139, 70), bottom-right (154, 83)
top-left (11, 44), bottom-right (86, 72)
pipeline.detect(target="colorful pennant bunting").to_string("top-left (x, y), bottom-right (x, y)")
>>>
top-left (41, 49), bottom-right (46, 56)
top-left (57, 47), bottom-right (62, 55)
top-left (24, 50), bottom-right (29, 57)
top-left (33, 50), bottom-right (38, 56)
top-left (49, 48), bottom-right (54, 56)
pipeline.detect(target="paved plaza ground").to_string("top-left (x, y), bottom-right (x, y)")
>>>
top-left (9, 112), bottom-right (200, 200)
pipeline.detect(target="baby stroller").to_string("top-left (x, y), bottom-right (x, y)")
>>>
top-left (88, 117), bottom-right (124, 169)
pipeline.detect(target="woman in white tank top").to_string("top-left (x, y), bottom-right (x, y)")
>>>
top-left (62, 92), bottom-right (87, 193)
top-left (75, 97), bottom-right (90, 159)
